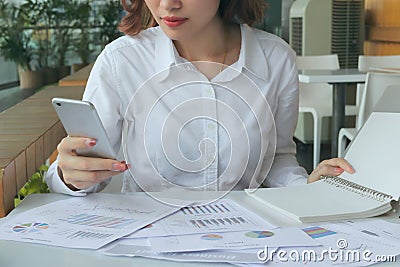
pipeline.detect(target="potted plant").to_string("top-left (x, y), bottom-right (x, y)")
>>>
top-left (34, 0), bottom-right (59, 84)
top-left (0, 0), bottom-right (43, 90)
top-left (71, 0), bottom-right (92, 72)
top-left (46, 0), bottom-right (78, 79)
top-left (36, 35), bottom-right (59, 85)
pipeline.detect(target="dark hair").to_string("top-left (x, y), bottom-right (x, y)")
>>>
top-left (119, 0), bottom-right (267, 36)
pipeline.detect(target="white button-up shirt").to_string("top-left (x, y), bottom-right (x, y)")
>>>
top-left (46, 24), bottom-right (308, 196)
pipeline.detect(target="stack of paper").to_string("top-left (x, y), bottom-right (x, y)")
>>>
top-left (0, 194), bottom-right (187, 249)
top-left (101, 200), bottom-right (400, 265)
top-left (101, 198), bottom-right (321, 264)
top-left (1, 194), bottom-right (399, 265)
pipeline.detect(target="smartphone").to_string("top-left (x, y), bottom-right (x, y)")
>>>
top-left (52, 97), bottom-right (117, 159)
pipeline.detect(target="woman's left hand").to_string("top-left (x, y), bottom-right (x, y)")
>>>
top-left (308, 158), bottom-right (355, 183)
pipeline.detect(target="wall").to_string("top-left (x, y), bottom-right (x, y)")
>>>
top-left (365, 0), bottom-right (400, 55)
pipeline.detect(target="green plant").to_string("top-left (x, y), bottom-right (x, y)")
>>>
top-left (46, 0), bottom-right (77, 67)
top-left (98, 1), bottom-right (123, 47)
top-left (72, 0), bottom-right (92, 65)
top-left (0, 0), bottom-right (7, 26)
top-left (0, 25), bottom-right (33, 71)
top-left (0, 0), bottom-right (40, 71)
top-left (15, 165), bottom-right (50, 207)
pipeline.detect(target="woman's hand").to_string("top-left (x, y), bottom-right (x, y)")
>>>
top-left (308, 158), bottom-right (355, 183)
top-left (57, 136), bottom-right (129, 190)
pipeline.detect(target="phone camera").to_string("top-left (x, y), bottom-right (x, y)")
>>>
top-left (56, 102), bottom-right (61, 106)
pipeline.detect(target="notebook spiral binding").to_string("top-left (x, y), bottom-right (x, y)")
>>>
top-left (321, 176), bottom-right (393, 202)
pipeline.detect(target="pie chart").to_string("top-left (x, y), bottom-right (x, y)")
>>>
top-left (245, 231), bottom-right (274, 238)
top-left (13, 222), bottom-right (49, 234)
top-left (201, 234), bottom-right (223, 240)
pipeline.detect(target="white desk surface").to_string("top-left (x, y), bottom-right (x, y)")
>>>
top-left (298, 69), bottom-right (367, 83)
top-left (0, 192), bottom-right (399, 267)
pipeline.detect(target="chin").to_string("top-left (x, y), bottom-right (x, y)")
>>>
top-left (163, 31), bottom-right (189, 42)
top-left (159, 25), bottom-right (192, 40)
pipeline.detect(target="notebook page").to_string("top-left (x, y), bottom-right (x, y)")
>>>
top-left (247, 181), bottom-right (391, 223)
top-left (340, 112), bottom-right (400, 200)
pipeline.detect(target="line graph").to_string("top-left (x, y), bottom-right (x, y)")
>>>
top-left (85, 205), bottom-right (155, 215)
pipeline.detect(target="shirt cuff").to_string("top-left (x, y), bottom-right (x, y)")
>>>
top-left (263, 154), bottom-right (308, 187)
top-left (45, 160), bottom-right (98, 196)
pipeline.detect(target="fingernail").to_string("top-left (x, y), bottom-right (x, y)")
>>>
top-left (350, 166), bottom-right (356, 173)
top-left (120, 161), bottom-right (130, 169)
top-left (334, 167), bottom-right (343, 174)
top-left (112, 163), bottom-right (127, 171)
top-left (85, 139), bottom-right (96, 147)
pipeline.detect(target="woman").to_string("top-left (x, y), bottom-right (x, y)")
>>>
top-left (46, 0), bottom-right (354, 195)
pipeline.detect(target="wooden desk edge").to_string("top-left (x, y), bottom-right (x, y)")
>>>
top-left (0, 86), bottom-right (84, 217)
top-left (58, 80), bottom-right (87, 87)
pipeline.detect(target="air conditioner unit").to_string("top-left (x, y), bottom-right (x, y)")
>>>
top-left (331, 0), bottom-right (365, 69)
top-left (290, 0), bottom-right (332, 57)
top-left (290, 0), bottom-right (364, 67)
top-left (290, 0), bottom-right (365, 144)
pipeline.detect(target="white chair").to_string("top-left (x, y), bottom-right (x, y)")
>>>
top-left (338, 72), bottom-right (400, 157)
top-left (356, 55), bottom-right (400, 109)
top-left (338, 55), bottom-right (400, 157)
top-left (374, 85), bottom-right (400, 113)
top-left (296, 55), bottom-right (358, 168)
top-left (358, 55), bottom-right (400, 72)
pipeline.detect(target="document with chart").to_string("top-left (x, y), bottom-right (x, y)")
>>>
top-left (0, 193), bottom-right (187, 249)
top-left (127, 199), bottom-right (276, 238)
top-left (102, 237), bottom-right (264, 264)
top-left (149, 227), bottom-right (319, 252)
top-left (294, 220), bottom-right (400, 266)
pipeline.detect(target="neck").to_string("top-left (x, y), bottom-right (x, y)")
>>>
top-left (173, 18), bottom-right (228, 63)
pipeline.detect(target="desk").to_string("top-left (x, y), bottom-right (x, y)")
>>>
top-left (0, 86), bottom-right (84, 217)
top-left (0, 192), bottom-right (398, 267)
top-left (298, 69), bottom-right (366, 157)
top-left (58, 63), bottom-right (94, 87)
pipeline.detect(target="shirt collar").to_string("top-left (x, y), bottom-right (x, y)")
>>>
top-left (213, 24), bottom-right (269, 83)
top-left (155, 27), bottom-right (193, 82)
top-left (239, 24), bottom-right (269, 82)
top-left (155, 27), bottom-right (179, 72)
top-left (154, 24), bottom-right (270, 82)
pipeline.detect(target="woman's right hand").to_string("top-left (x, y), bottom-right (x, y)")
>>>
top-left (57, 136), bottom-right (129, 190)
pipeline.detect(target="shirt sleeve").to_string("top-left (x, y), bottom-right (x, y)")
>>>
top-left (263, 49), bottom-right (308, 187)
top-left (82, 47), bottom-right (123, 151)
top-left (45, 46), bottom-right (121, 195)
top-left (45, 158), bottom-right (111, 196)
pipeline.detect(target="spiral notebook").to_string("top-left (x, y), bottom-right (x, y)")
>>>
top-left (245, 112), bottom-right (400, 223)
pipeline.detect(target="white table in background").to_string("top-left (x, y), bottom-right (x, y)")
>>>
top-left (298, 69), bottom-right (366, 157)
